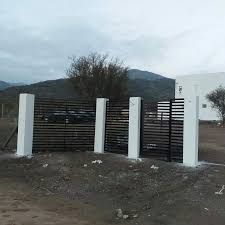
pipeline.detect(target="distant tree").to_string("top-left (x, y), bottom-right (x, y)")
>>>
top-left (66, 53), bottom-right (128, 100)
top-left (206, 86), bottom-right (225, 124)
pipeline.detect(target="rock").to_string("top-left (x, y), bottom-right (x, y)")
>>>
top-left (151, 165), bottom-right (159, 170)
top-left (63, 176), bottom-right (71, 181)
top-left (116, 209), bottom-right (123, 218)
top-left (92, 160), bottom-right (103, 164)
top-left (116, 209), bottom-right (129, 220)
top-left (215, 185), bottom-right (225, 195)
top-left (42, 164), bottom-right (48, 168)
top-left (83, 164), bottom-right (88, 167)
top-left (132, 214), bottom-right (139, 218)
top-left (123, 215), bottom-right (129, 219)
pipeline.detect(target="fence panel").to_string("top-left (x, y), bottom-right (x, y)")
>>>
top-left (33, 98), bottom-right (96, 152)
top-left (141, 98), bottom-right (184, 162)
top-left (0, 98), bottom-right (19, 151)
top-left (105, 100), bottom-right (129, 154)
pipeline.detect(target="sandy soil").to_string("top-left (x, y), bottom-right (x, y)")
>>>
top-left (199, 124), bottom-right (225, 164)
top-left (0, 151), bottom-right (225, 225)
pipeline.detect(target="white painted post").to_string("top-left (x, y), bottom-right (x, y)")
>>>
top-left (94, 98), bottom-right (108, 154)
top-left (183, 95), bottom-right (199, 167)
top-left (17, 94), bottom-right (35, 156)
top-left (128, 97), bottom-right (142, 159)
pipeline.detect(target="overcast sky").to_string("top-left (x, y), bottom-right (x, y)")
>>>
top-left (1, 0), bottom-right (225, 83)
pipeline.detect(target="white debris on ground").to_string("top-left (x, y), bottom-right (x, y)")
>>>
top-left (215, 185), bottom-right (225, 195)
top-left (42, 164), bottom-right (48, 168)
top-left (98, 175), bottom-right (108, 179)
top-left (83, 164), bottom-right (88, 167)
top-left (123, 215), bottom-right (129, 219)
top-left (116, 209), bottom-right (123, 218)
top-left (151, 165), bottom-right (159, 170)
top-left (115, 209), bottom-right (129, 220)
top-left (204, 208), bottom-right (209, 211)
top-left (92, 160), bottom-right (103, 164)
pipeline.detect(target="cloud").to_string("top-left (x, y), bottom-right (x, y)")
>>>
top-left (0, 0), bottom-right (225, 82)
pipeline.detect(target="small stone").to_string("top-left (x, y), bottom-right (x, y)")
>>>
top-left (42, 164), bottom-right (48, 168)
top-left (63, 176), bottom-right (70, 181)
top-left (92, 160), bottom-right (103, 164)
top-left (133, 214), bottom-right (139, 218)
top-left (83, 164), bottom-right (88, 167)
top-left (116, 209), bottom-right (123, 218)
top-left (123, 215), bottom-right (129, 219)
top-left (151, 165), bottom-right (159, 170)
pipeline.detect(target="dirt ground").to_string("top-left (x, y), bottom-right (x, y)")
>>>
top-left (199, 124), bottom-right (225, 164)
top-left (0, 151), bottom-right (225, 225)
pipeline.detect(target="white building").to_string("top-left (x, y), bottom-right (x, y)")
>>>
top-left (175, 72), bottom-right (225, 121)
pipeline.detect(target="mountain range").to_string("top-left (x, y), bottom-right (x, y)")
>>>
top-left (0, 69), bottom-right (175, 102)
top-left (0, 81), bottom-right (24, 91)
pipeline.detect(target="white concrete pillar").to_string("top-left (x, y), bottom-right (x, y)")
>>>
top-left (17, 94), bottom-right (35, 156)
top-left (128, 97), bottom-right (142, 159)
top-left (183, 95), bottom-right (199, 167)
top-left (94, 98), bottom-right (108, 154)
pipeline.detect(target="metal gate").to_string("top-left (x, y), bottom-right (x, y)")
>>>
top-left (33, 98), bottom-right (96, 152)
top-left (105, 100), bottom-right (129, 154)
top-left (141, 98), bottom-right (184, 162)
top-left (0, 97), bottom-right (19, 151)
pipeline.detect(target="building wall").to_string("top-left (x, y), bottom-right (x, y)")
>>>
top-left (175, 73), bottom-right (225, 121)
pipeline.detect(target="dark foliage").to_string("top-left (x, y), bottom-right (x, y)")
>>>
top-left (66, 53), bottom-right (128, 100)
top-left (206, 86), bottom-right (225, 124)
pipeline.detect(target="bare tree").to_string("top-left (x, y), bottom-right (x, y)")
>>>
top-left (206, 86), bottom-right (225, 124)
top-left (66, 53), bottom-right (128, 100)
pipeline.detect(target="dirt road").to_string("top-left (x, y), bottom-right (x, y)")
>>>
top-left (0, 151), bottom-right (225, 225)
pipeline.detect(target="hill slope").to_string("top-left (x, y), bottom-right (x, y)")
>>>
top-left (0, 81), bottom-right (25, 91)
top-left (0, 78), bottom-right (175, 103)
top-left (0, 81), bottom-right (11, 91)
top-left (0, 69), bottom-right (174, 102)
top-left (128, 69), bottom-right (164, 80)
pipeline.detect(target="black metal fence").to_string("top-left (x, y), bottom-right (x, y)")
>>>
top-left (33, 98), bottom-right (96, 152)
top-left (105, 100), bottom-right (129, 154)
top-left (141, 98), bottom-right (184, 162)
top-left (0, 97), bottom-right (19, 151)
